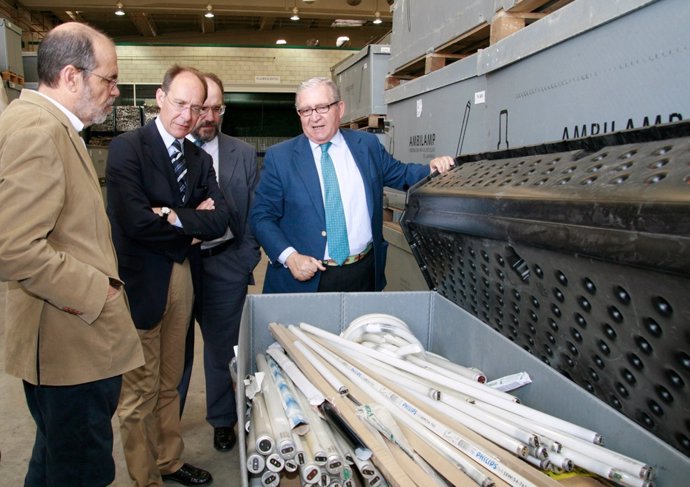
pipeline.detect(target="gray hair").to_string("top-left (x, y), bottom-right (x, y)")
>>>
top-left (295, 77), bottom-right (341, 105)
top-left (37, 23), bottom-right (109, 88)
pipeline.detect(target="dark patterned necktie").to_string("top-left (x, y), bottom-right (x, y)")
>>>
top-left (170, 140), bottom-right (187, 202)
top-left (320, 142), bottom-right (350, 265)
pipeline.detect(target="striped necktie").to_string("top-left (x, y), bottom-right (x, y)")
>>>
top-left (170, 139), bottom-right (187, 202)
top-left (320, 142), bottom-right (350, 265)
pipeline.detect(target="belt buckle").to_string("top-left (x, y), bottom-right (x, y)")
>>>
top-left (323, 243), bottom-right (371, 267)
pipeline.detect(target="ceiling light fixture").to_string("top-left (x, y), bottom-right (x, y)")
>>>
top-left (336, 35), bottom-right (350, 48)
top-left (373, 0), bottom-right (382, 24)
top-left (332, 19), bottom-right (365, 27)
top-left (290, 7), bottom-right (300, 21)
top-left (204, 4), bottom-right (214, 19)
top-left (115, 2), bottom-right (125, 16)
top-left (276, 39), bottom-right (287, 45)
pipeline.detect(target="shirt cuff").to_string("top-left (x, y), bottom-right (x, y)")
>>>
top-left (278, 247), bottom-right (297, 267)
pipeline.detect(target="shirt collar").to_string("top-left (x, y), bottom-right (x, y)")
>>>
top-left (155, 116), bottom-right (183, 150)
top-left (309, 130), bottom-right (344, 152)
top-left (33, 90), bottom-right (85, 133)
top-left (202, 135), bottom-right (218, 153)
top-left (186, 133), bottom-right (217, 148)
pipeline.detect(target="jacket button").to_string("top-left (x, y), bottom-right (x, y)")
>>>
top-left (321, 230), bottom-right (327, 237)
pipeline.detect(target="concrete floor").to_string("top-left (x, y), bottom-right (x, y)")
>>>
top-left (0, 253), bottom-right (269, 487)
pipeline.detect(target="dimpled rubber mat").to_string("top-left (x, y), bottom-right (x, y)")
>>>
top-left (400, 121), bottom-right (690, 455)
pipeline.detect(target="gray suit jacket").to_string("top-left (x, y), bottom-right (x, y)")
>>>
top-left (0, 90), bottom-right (144, 385)
top-left (215, 133), bottom-right (261, 281)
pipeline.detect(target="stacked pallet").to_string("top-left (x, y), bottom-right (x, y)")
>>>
top-left (386, 0), bottom-right (575, 88)
top-left (1, 70), bottom-right (23, 85)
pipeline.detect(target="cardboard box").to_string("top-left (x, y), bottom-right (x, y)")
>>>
top-left (237, 292), bottom-right (689, 487)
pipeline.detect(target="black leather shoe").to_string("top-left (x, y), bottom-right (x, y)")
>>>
top-left (213, 426), bottom-right (236, 452)
top-left (162, 463), bottom-right (213, 485)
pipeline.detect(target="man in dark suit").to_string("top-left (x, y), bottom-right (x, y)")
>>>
top-left (0, 23), bottom-right (144, 487)
top-left (178, 73), bottom-right (261, 452)
top-left (107, 65), bottom-right (231, 487)
top-left (250, 77), bottom-right (454, 294)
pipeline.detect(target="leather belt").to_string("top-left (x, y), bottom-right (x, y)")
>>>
top-left (322, 242), bottom-right (372, 267)
top-left (200, 239), bottom-right (232, 258)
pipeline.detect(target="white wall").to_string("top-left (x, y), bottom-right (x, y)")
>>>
top-left (115, 45), bottom-right (354, 92)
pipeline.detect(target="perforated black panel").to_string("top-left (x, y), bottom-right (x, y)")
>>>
top-left (401, 122), bottom-right (690, 455)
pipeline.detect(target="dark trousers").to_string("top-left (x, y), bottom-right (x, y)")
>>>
top-left (179, 248), bottom-right (249, 427)
top-left (318, 249), bottom-right (375, 292)
top-left (23, 375), bottom-right (122, 487)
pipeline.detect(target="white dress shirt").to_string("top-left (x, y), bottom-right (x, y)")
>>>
top-left (34, 90), bottom-right (84, 134)
top-left (279, 130), bottom-right (372, 264)
top-left (186, 134), bottom-right (233, 249)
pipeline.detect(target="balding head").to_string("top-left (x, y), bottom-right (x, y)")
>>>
top-left (38, 22), bottom-right (112, 88)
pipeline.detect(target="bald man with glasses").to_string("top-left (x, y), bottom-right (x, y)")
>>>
top-left (106, 64), bottom-right (235, 487)
top-left (178, 72), bottom-right (260, 454)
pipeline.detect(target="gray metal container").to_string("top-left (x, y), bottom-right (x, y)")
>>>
top-left (386, 55), bottom-right (488, 160)
top-left (237, 292), bottom-right (690, 487)
top-left (382, 224), bottom-right (428, 291)
top-left (482, 0), bottom-right (689, 150)
top-left (389, 0), bottom-right (494, 74)
top-left (333, 44), bottom-right (391, 124)
top-left (0, 18), bottom-right (22, 76)
top-left (87, 146), bottom-right (108, 204)
top-left (21, 51), bottom-right (37, 83)
top-left (386, 0), bottom-right (690, 159)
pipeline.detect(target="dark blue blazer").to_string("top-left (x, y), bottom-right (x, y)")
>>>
top-left (106, 120), bottom-right (233, 329)
top-left (249, 129), bottom-right (429, 293)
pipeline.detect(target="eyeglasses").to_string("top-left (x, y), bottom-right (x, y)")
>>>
top-left (295, 101), bottom-right (339, 117)
top-left (202, 105), bottom-right (226, 116)
top-left (163, 93), bottom-right (205, 116)
top-left (79, 68), bottom-right (118, 88)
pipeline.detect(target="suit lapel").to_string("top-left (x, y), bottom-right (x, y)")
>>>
top-left (217, 135), bottom-right (238, 191)
top-left (142, 121), bottom-right (182, 204)
top-left (70, 128), bottom-right (101, 195)
top-left (183, 138), bottom-right (203, 206)
top-left (293, 135), bottom-right (326, 223)
top-left (22, 92), bottom-right (102, 195)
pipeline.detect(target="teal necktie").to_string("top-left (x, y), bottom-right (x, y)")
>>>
top-left (320, 142), bottom-right (350, 265)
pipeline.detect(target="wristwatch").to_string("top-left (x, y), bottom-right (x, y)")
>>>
top-left (160, 206), bottom-right (171, 220)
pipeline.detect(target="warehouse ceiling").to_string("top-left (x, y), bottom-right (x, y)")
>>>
top-left (6, 0), bottom-right (394, 49)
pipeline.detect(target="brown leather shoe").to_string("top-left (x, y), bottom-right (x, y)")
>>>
top-left (162, 463), bottom-right (213, 485)
top-left (213, 426), bottom-right (236, 452)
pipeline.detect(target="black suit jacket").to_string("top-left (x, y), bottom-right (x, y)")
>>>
top-left (106, 120), bottom-right (234, 329)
